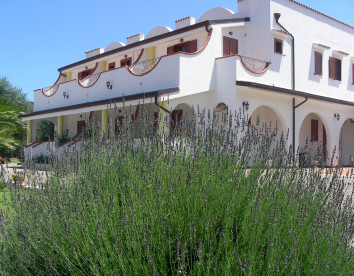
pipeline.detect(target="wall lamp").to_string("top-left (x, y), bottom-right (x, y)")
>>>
top-left (124, 54), bottom-right (128, 58)
top-left (229, 31), bottom-right (233, 35)
top-left (106, 81), bottom-right (112, 89)
top-left (63, 91), bottom-right (69, 99)
top-left (180, 38), bottom-right (184, 43)
top-left (242, 101), bottom-right (249, 111)
top-left (334, 113), bottom-right (340, 121)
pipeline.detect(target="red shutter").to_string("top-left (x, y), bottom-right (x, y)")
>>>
top-left (329, 57), bottom-right (336, 79)
top-left (223, 36), bottom-right (230, 57)
top-left (335, 59), bottom-right (341, 81)
top-left (314, 51), bottom-right (322, 75)
top-left (311, 119), bottom-right (318, 142)
top-left (167, 46), bottom-right (174, 55)
top-left (189, 40), bottom-right (197, 53)
top-left (77, 120), bottom-right (86, 134)
top-left (230, 38), bottom-right (238, 55)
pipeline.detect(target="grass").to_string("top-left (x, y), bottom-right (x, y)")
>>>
top-left (0, 108), bottom-right (352, 275)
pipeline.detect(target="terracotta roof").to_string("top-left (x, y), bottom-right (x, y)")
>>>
top-left (334, 50), bottom-right (350, 56)
top-left (127, 33), bottom-right (143, 39)
top-left (85, 48), bottom-right (102, 54)
top-left (272, 28), bottom-right (291, 35)
top-left (313, 43), bottom-right (331, 49)
top-left (175, 16), bottom-right (193, 23)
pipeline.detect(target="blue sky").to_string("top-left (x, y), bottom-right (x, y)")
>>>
top-left (1, 0), bottom-right (353, 102)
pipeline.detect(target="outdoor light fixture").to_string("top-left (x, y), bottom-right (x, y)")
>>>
top-left (124, 54), bottom-right (128, 58)
top-left (106, 81), bottom-right (112, 89)
top-left (180, 38), bottom-right (184, 42)
top-left (334, 113), bottom-right (340, 121)
top-left (242, 101), bottom-right (249, 111)
top-left (229, 31), bottom-right (233, 35)
top-left (63, 91), bottom-right (69, 99)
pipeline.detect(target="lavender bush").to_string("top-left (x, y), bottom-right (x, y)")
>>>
top-left (0, 105), bottom-right (352, 275)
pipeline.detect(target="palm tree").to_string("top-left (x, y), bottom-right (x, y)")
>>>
top-left (0, 97), bottom-right (25, 150)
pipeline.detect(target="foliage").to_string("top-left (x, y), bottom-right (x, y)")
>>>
top-left (0, 77), bottom-right (32, 113)
top-left (0, 98), bottom-right (25, 151)
top-left (0, 108), bottom-right (352, 275)
top-left (36, 120), bottom-right (55, 142)
top-left (56, 130), bottom-right (70, 146)
top-left (33, 153), bottom-right (50, 164)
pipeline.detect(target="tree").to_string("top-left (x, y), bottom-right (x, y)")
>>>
top-left (0, 97), bottom-right (25, 151)
top-left (36, 120), bottom-right (55, 142)
top-left (0, 77), bottom-right (32, 113)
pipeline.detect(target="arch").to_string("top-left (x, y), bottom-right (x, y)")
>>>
top-left (213, 102), bottom-right (229, 125)
top-left (105, 42), bottom-right (126, 52)
top-left (35, 120), bottom-right (55, 142)
top-left (146, 26), bottom-right (172, 39)
top-left (198, 7), bottom-right (235, 23)
top-left (298, 112), bottom-right (330, 166)
top-left (339, 118), bottom-right (354, 166)
top-left (248, 105), bottom-right (285, 135)
top-left (170, 103), bottom-right (196, 136)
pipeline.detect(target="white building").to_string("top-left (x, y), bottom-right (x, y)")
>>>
top-left (21, 0), bottom-right (354, 166)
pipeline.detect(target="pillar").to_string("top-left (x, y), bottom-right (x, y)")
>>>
top-left (158, 100), bottom-right (169, 138)
top-left (101, 61), bottom-right (107, 72)
top-left (102, 109), bottom-right (108, 138)
top-left (147, 46), bottom-right (156, 69)
top-left (27, 120), bottom-right (32, 145)
top-left (57, 116), bottom-right (63, 134)
top-left (66, 72), bottom-right (72, 81)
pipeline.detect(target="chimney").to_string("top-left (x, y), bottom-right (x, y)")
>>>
top-left (175, 16), bottom-right (195, 30)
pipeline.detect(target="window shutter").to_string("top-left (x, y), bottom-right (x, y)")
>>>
top-left (314, 51), bottom-right (322, 75)
top-left (167, 46), bottom-right (174, 55)
top-left (329, 57), bottom-right (336, 79)
top-left (322, 125), bottom-right (327, 154)
top-left (335, 59), bottom-right (341, 81)
top-left (230, 38), bottom-right (238, 55)
top-left (223, 36), bottom-right (230, 57)
top-left (311, 119), bottom-right (318, 142)
top-left (189, 40), bottom-right (197, 53)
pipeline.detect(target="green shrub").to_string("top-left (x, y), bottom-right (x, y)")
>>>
top-left (0, 108), bottom-right (352, 275)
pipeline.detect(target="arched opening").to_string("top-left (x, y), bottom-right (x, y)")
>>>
top-left (35, 120), bottom-right (55, 142)
top-left (298, 113), bottom-right (328, 167)
top-left (339, 118), bottom-right (354, 166)
top-left (170, 103), bottom-right (195, 136)
top-left (248, 105), bottom-right (286, 159)
top-left (213, 102), bottom-right (228, 126)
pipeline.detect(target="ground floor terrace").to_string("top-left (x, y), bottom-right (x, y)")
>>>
top-left (22, 86), bottom-right (354, 166)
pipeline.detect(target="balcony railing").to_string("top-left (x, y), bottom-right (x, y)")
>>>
top-left (130, 57), bottom-right (161, 75)
top-left (79, 73), bottom-right (101, 87)
top-left (238, 55), bottom-right (270, 74)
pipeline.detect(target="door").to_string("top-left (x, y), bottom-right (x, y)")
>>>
top-left (77, 120), bottom-right (86, 134)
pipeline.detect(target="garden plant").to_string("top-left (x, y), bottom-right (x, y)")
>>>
top-left (0, 105), bottom-right (352, 275)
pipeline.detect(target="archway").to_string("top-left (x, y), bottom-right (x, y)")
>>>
top-left (213, 102), bottom-right (228, 126)
top-left (339, 118), bottom-right (354, 166)
top-left (35, 120), bottom-right (55, 142)
top-left (298, 113), bottom-right (328, 166)
top-left (248, 105), bottom-right (286, 158)
top-left (170, 103), bottom-right (195, 136)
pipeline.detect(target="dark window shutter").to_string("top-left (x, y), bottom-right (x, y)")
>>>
top-left (223, 36), bottom-right (230, 57)
top-left (322, 125), bottom-right (327, 154)
top-left (167, 46), bottom-right (174, 55)
top-left (335, 59), bottom-right (341, 81)
top-left (77, 120), bottom-right (86, 134)
top-left (189, 40), bottom-right (197, 53)
top-left (108, 62), bottom-right (115, 70)
top-left (311, 119), bottom-right (318, 142)
top-left (314, 51), bottom-right (322, 75)
top-left (329, 57), bottom-right (336, 79)
top-left (274, 39), bottom-right (283, 54)
top-left (230, 38), bottom-right (238, 55)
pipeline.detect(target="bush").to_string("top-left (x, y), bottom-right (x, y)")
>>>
top-left (0, 108), bottom-right (352, 275)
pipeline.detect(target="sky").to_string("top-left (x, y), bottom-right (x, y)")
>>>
top-left (1, 0), bottom-right (353, 102)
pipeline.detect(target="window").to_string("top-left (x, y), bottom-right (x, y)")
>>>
top-left (108, 62), bottom-right (115, 70)
top-left (223, 36), bottom-right (238, 57)
top-left (274, 38), bottom-right (283, 54)
top-left (329, 57), bottom-right (341, 81)
top-left (170, 109), bottom-right (183, 133)
top-left (311, 119), bottom-right (318, 142)
top-left (314, 51), bottom-right (322, 75)
top-left (78, 69), bottom-right (93, 80)
top-left (120, 58), bottom-right (132, 67)
top-left (167, 40), bottom-right (197, 54)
